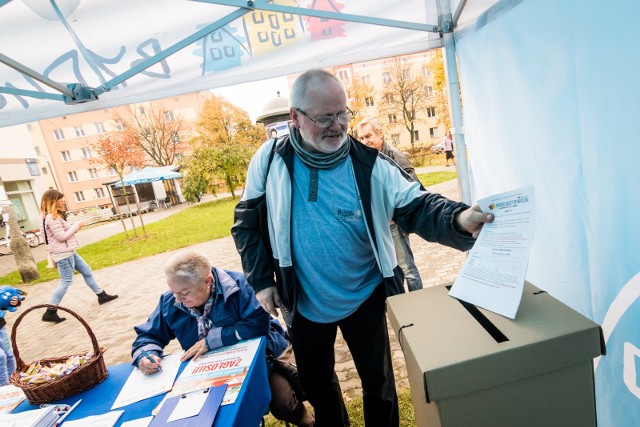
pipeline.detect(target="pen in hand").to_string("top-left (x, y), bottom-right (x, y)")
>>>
top-left (140, 349), bottom-right (162, 372)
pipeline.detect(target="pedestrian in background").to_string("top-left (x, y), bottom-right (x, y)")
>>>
top-left (40, 190), bottom-right (118, 323)
top-left (443, 131), bottom-right (455, 166)
top-left (356, 117), bottom-right (424, 292)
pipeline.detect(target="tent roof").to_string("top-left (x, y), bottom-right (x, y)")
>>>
top-left (105, 166), bottom-right (182, 187)
top-left (0, 0), bottom-right (497, 128)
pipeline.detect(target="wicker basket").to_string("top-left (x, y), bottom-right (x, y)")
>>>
top-left (9, 304), bottom-right (108, 405)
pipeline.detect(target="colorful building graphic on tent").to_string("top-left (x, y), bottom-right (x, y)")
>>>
top-left (196, 24), bottom-right (247, 73)
top-left (306, 0), bottom-right (346, 41)
top-left (242, 0), bottom-right (305, 55)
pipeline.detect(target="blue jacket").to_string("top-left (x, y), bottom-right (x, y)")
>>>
top-left (131, 268), bottom-right (288, 366)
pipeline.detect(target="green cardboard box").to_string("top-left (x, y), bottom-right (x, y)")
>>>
top-left (387, 282), bottom-right (605, 427)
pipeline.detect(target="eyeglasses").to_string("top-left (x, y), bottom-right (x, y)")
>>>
top-left (295, 108), bottom-right (353, 128)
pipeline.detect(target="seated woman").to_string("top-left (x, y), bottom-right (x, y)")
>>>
top-left (132, 250), bottom-right (314, 427)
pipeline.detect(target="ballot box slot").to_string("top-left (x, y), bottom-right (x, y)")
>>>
top-left (446, 285), bottom-right (509, 343)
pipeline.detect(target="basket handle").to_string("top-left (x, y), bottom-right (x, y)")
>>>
top-left (10, 304), bottom-right (102, 371)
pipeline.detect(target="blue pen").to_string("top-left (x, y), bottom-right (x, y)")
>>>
top-left (140, 349), bottom-right (162, 372)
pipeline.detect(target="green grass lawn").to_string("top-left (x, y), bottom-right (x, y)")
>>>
top-left (0, 171), bottom-right (456, 286)
top-left (263, 389), bottom-right (416, 426)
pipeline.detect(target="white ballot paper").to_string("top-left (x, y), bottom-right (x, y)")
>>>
top-left (121, 417), bottom-right (153, 427)
top-left (449, 186), bottom-right (535, 319)
top-left (111, 352), bottom-right (183, 409)
top-left (62, 410), bottom-right (124, 427)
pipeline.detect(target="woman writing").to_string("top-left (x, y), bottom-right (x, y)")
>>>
top-left (40, 190), bottom-right (118, 323)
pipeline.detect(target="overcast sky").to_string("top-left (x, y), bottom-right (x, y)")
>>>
top-left (210, 75), bottom-right (290, 123)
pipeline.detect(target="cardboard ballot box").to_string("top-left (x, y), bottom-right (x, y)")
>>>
top-left (387, 282), bottom-right (605, 427)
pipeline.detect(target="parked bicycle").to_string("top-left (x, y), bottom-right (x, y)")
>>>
top-left (0, 227), bottom-right (41, 249)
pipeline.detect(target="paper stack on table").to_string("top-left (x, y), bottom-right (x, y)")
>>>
top-left (0, 405), bottom-right (58, 427)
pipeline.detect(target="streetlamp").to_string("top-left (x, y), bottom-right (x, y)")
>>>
top-left (38, 154), bottom-right (60, 190)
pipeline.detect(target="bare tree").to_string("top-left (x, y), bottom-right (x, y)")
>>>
top-left (377, 57), bottom-right (433, 148)
top-left (113, 105), bottom-right (190, 167)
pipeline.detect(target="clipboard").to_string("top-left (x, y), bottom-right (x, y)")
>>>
top-left (149, 385), bottom-right (227, 427)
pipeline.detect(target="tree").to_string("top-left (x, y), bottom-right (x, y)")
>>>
top-left (91, 136), bottom-right (145, 238)
top-left (113, 105), bottom-right (190, 167)
top-left (426, 49), bottom-right (452, 132)
top-left (181, 95), bottom-right (264, 201)
top-left (345, 74), bottom-right (376, 133)
top-left (377, 57), bottom-right (433, 148)
top-left (0, 186), bottom-right (39, 283)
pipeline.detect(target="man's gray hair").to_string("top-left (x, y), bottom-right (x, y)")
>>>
top-left (164, 251), bottom-right (211, 286)
top-left (356, 117), bottom-right (384, 135)
top-left (290, 69), bottom-right (343, 111)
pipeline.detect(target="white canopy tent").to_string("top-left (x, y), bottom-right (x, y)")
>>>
top-left (1, 1), bottom-right (638, 424)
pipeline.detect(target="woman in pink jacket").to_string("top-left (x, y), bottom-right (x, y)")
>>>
top-left (40, 190), bottom-right (118, 323)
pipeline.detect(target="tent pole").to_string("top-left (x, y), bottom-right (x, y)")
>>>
top-left (437, 0), bottom-right (472, 205)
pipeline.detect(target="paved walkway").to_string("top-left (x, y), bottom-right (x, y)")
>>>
top-left (4, 170), bottom-right (465, 402)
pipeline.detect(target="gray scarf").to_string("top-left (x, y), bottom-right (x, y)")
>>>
top-left (289, 124), bottom-right (350, 170)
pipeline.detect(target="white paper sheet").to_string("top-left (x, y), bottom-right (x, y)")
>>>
top-left (61, 410), bottom-right (123, 427)
top-left (167, 388), bottom-right (210, 422)
top-left (120, 416), bottom-right (153, 427)
top-left (111, 352), bottom-right (183, 409)
top-left (449, 186), bottom-right (535, 318)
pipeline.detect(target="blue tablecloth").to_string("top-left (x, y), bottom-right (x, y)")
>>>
top-left (13, 338), bottom-right (271, 426)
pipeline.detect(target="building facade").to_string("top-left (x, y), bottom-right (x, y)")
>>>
top-left (288, 50), bottom-right (448, 150)
top-left (30, 92), bottom-right (211, 212)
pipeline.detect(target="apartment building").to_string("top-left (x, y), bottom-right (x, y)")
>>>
top-left (0, 124), bottom-right (51, 232)
top-left (288, 51), bottom-right (447, 149)
top-left (31, 92), bottom-right (211, 212)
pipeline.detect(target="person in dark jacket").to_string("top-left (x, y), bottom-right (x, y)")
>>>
top-left (232, 69), bottom-right (493, 427)
top-left (356, 117), bottom-right (424, 292)
top-left (132, 250), bottom-right (314, 427)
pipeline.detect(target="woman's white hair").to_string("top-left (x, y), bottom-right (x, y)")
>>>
top-left (164, 251), bottom-right (211, 286)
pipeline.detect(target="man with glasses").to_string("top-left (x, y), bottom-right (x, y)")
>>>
top-left (232, 69), bottom-right (493, 427)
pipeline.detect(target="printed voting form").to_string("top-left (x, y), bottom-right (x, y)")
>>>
top-left (449, 186), bottom-right (535, 318)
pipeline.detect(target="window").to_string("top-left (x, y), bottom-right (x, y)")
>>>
top-left (171, 133), bottom-right (180, 144)
top-left (95, 188), bottom-right (105, 198)
top-left (365, 97), bottom-right (375, 107)
top-left (422, 65), bottom-right (430, 77)
top-left (138, 105), bottom-right (146, 115)
top-left (384, 94), bottom-right (394, 103)
top-left (413, 130), bottom-right (420, 141)
top-left (61, 151), bottom-right (71, 162)
top-left (74, 191), bottom-right (85, 202)
top-left (382, 72), bottom-right (391, 83)
top-left (425, 86), bottom-right (434, 98)
top-left (34, 146), bottom-right (41, 155)
top-left (115, 121), bottom-right (126, 131)
top-left (337, 69), bottom-right (350, 84)
top-left (402, 69), bottom-right (411, 80)
top-left (74, 125), bottom-right (85, 137)
top-left (430, 127), bottom-right (439, 138)
top-left (68, 171), bottom-right (78, 182)
top-left (54, 129), bottom-right (65, 141)
top-left (26, 123), bottom-right (33, 132)
top-left (361, 75), bottom-right (370, 84)
top-left (88, 168), bottom-right (99, 178)
top-left (81, 147), bottom-right (92, 158)
top-left (388, 114), bottom-right (397, 124)
top-left (108, 167), bottom-right (117, 175)
top-left (164, 111), bottom-right (175, 122)
top-left (94, 122), bottom-right (106, 134)
top-left (427, 107), bottom-right (436, 118)
top-left (42, 167), bottom-right (48, 174)
top-left (391, 134), bottom-right (400, 145)
top-left (26, 158), bottom-right (40, 176)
